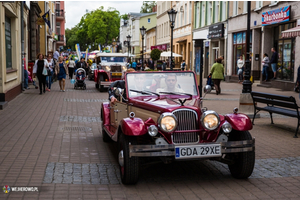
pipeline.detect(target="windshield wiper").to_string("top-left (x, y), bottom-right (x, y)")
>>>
top-left (130, 89), bottom-right (160, 97)
top-left (158, 91), bottom-right (193, 98)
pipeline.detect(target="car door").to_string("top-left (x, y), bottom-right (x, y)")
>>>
top-left (109, 102), bottom-right (128, 135)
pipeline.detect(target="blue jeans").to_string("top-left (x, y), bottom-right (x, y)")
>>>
top-left (46, 71), bottom-right (53, 89)
top-left (262, 65), bottom-right (269, 80)
top-left (24, 69), bottom-right (28, 88)
top-left (271, 63), bottom-right (277, 72)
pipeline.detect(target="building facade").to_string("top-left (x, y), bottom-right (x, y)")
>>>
top-left (172, 1), bottom-right (194, 70)
top-left (0, 2), bottom-right (29, 108)
top-left (227, 1), bottom-right (300, 90)
top-left (156, 1), bottom-right (172, 53)
top-left (193, 1), bottom-right (228, 79)
top-left (55, 1), bottom-right (66, 51)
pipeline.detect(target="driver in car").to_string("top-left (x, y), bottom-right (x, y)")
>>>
top-left (156, 74), bottom-right (184, 93)
top-left (109, 68), bottom-right (147, 104)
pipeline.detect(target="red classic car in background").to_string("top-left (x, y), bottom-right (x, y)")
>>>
top-left (94, 53), bottom-right (128, 92)
top-left (101, 71), bottom-right (255, 184)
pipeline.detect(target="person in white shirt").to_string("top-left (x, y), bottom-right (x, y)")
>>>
top-left (68, 57), bottom-right (76, 79)
top-left (237, 55), bottom-right (245, 83)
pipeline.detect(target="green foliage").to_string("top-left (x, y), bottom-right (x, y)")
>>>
top-left (140, 1), bottom-right (156, 13)
top-left (121, 14), bottom-right (129, 20)
top-left (65, 6), bottom-right (120, 50)
top-left (150, 49), bottom-right (161, 61)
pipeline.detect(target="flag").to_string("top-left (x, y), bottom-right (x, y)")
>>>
top-left (75, 44), bottom-right (81, 60)
top-left (98, 44), bottom-right (101, 52)
top-left (85, 48), bottom-right (89, 62)
top-left (42, 10), bottom-right (51, 28)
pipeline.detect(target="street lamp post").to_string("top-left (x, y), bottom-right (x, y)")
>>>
top-left (140, 26), bottom-right (146, 71)
top-left (242, 1), bottom-right (252, 93)
top-left (168, 8), bottom-right (177, 71)
top-left (126, 35), bottom-right (131, 63)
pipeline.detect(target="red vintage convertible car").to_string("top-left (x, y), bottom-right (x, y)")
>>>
top-left (101, 71), bottom-right (255, 184)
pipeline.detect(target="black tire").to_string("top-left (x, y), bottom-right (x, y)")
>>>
top-left (99, 75), bottom-right (104, 92)
top-left (228, 130), bottom-right (255, 179)
top-left (118, 133), bottom-right (139, 184)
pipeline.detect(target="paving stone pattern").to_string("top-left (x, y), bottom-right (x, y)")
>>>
top-left (59, 115), bottom-right (101, 122)
top-left (64, 98), bottom-right (108, 102)
top-left (43, 162), bottom-right (120, 185)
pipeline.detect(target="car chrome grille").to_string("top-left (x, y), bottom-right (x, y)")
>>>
top-left (110, 65), bottom-right (121, 72)
top-left (172, 109), bottom-right (199, 144)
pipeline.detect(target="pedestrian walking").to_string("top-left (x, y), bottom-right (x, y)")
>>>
top-left (270, 47), bottom-right (278, 79)
top-left (181, 60), bottom-right (186, 71)
top-left (262, 53), bottom-right (270, 82)
top-left (211, 57), bottom-right (224, 95)
top-left (148, 58), bottom-right (154, 70)
top-left (46, 54), bottom-right (54, 91)
top-left (237, 55), bottom-right (244, 83)
top-left (33, 53), bottom-right (49, 95)
top-left (162, 60), bottom-right (167, 71)
top-left (131, 60), bottom-right (137, 70)
top-left (55, 56), bottom-right (68, 92)
top-left (23, 58), bottom-right (29, 90)
top-left (136, 60), bottom-right (141, 71)
top-left (68, 57), bottom-right (76, 79)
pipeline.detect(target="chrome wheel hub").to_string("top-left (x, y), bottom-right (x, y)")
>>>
top-left (118, 150), bottom-right (124, 167)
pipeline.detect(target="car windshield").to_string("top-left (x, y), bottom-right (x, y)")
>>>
top-left (101, 56), bottom-right (126, 63)
top-left (90, 63), bottom-right (97, 69)
top-left (126, 72), bottom-right (198, 98)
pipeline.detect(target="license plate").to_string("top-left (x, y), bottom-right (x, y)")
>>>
top-left (175, 144), bottom-right (221, 159)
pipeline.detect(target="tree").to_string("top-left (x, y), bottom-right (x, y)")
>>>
top-left (121, 14), bottom-right (129, 21)
top-left (140, 1), bottom-right (156, 13)
top-left (64, 6), bottom-right (120, 51)
top-left (150, 49), bottom-right (161, 61)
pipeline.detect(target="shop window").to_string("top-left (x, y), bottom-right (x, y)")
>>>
top-left (5, 16), bottom-right (12, 69)
top-left (232, 31), bottom-right (252, 75)
top-left (274, 22), bottom-right (296, 81)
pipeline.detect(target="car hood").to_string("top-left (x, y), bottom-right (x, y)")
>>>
top-left (129, 97), bottom-right (201, 113)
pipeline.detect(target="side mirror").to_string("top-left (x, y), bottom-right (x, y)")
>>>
top-left (204, 85), bottom-right (212, 94)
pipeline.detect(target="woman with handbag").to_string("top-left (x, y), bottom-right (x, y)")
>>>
top-left (33, 53), bottom-right (49, 95)
top-left (55, 56), bottom-right (68, 92)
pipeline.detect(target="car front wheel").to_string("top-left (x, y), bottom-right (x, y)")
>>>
top-left (228, 130), bottom-right (255, 179)
top-left (118, 133), bottom-right (139, 184)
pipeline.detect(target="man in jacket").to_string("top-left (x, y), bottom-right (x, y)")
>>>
top-left (270, 47), bottom-right (278, 79)
top-left (148, 58), bottom-right (154, 70)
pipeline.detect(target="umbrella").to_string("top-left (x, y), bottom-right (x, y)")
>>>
top-left (160, 51), bottom-right (182, 57)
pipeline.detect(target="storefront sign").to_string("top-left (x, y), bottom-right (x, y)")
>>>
top-left (208, 23), bottom-right (224, 39)
top-left (151, 45), bottom-right (167, 51)
top-left (262, 6), bottom-right (290, 26)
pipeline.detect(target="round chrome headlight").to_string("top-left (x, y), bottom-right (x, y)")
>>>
top-left (222, 122), bottom-right (232, 133)
top-left (148, 125), bottom-right (158, 137)
top-left (104, 66), bottom-right (110, 71)
top-left (158, 113), bottom-right (178, 133)
top-left (200, 111), bottom-right (220, 130)
top-left (122, 66), bottom-right (127, 71)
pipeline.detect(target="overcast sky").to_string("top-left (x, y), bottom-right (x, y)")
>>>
top-left (65, 1), bottom-right (144, 29)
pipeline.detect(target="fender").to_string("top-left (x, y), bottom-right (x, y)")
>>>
top-left (120, 117), bottom-right (147, 136)
top-left (224, 113), bottom-right (253, 131)
top-left (94, 70), bottom-right (110, 82)
top-left (101, 102), bottom-right (110, 125)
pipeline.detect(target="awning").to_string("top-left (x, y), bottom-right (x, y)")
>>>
top-left (160, 51), bottom-right (182, 57)
top-left (176, 39), bottom-right (187, 43)
top-left (281, 26), bottom-right (300, 38)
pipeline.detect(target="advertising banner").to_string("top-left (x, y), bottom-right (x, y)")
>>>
top-left (262, 6), bottom-right (290, 26)
top-left (75, 44), bottom-right (81, 59)
top-left (85, 48), bottom-right (89, 62)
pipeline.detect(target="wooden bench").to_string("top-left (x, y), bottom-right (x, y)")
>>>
top-left (251, 91), bottom-right (300, 138)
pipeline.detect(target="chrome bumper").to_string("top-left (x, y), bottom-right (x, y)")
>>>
top-left (101, 81), bottom-right (112, 86)
top-left (129, 139), bottom-right (255, 157)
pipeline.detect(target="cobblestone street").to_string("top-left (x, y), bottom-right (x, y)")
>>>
top-left (1, 79), bottom-right (300, 199)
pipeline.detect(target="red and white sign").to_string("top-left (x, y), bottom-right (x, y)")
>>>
top-left (262, 6), bottom-right (290, 26)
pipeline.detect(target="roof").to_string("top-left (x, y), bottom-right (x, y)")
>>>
top-left (129, 12), bottom-right (157, 20)
top-left (96, 52), bottom-right (128, 57)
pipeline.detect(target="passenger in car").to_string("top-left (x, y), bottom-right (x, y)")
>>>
top-left (156, 74), bottom-right (185, 93)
